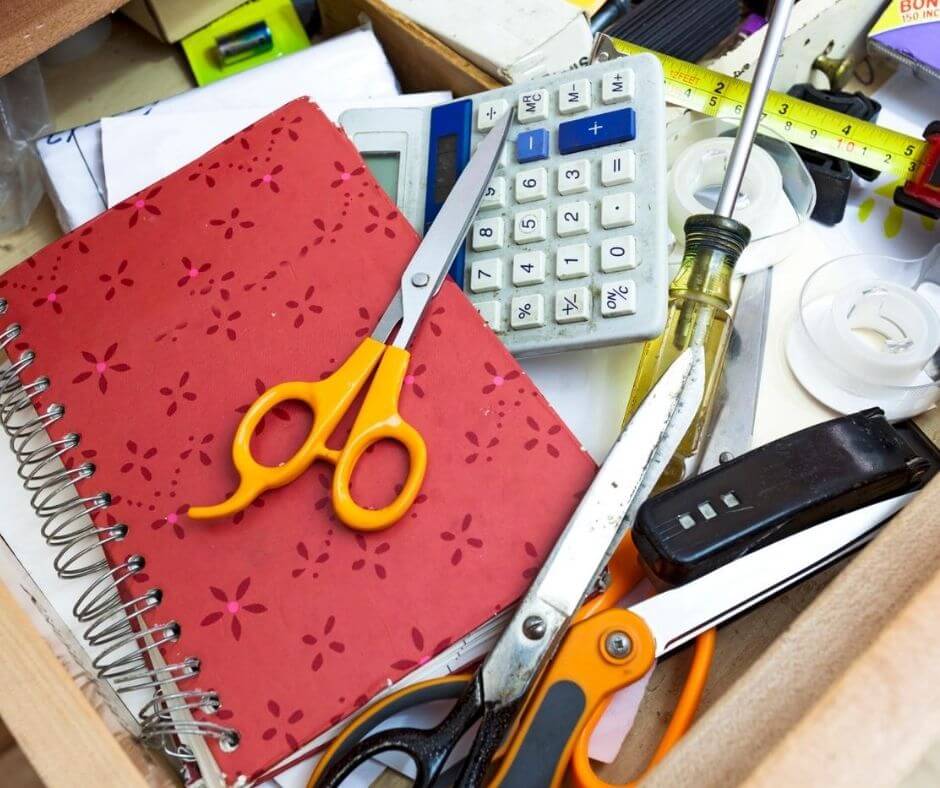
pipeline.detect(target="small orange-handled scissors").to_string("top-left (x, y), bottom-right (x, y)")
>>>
top-left (188, 111), bottom-right (514, 531)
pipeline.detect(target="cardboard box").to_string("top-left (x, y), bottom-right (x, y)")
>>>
top-left (319, 0), bottom-right (499, 96)
top-left (0, 0), bottom-right (123, 76)
top-left (379, 0), bottom-right (593, 83)
top-left (121, 0), bottom-right (245, 44)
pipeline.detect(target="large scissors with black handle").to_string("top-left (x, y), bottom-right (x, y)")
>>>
top-left (311, 345), bottom-right (895, 787)
top-left (310, 346), bottom-right (708, 785)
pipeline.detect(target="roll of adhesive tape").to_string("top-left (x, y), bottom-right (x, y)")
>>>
top-left (667, 137), bottom-right (784, 241)
top-left (787, 279), bottom-right (940, 419)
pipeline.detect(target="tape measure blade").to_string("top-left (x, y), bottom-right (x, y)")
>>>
top-left (608, 38), bottom-right (924, 180)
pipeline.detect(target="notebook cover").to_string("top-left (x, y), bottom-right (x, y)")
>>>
top-left (0, 99), bottom-right (595, 782)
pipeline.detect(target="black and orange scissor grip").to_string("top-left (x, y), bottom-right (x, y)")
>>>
top-left (488, 542), bottom-right (715, 788)
top-left (487, 606), bottom-right (657, 787)
top-left (309, 542), bottom-right (716, 788)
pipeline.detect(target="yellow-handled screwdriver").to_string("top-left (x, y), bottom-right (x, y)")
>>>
top-left (620, 0), bottom-right (795, 489)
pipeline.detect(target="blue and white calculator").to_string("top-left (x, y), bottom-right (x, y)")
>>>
top-left (340, 54), bottom-right (667, 358)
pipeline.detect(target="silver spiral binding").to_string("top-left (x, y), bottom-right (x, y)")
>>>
top-left (0, 298), bottom-right (239, 764)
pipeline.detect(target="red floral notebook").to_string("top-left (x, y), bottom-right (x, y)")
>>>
top-left (0, 99), bottom-right (595, 783)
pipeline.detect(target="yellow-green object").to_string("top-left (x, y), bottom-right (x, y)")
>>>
top-left (624, 215), bottom-right (749, 490)
top-left (606, 37), bottom-right (928, 181)
top-left (181, 0), bottom-right (309, 86)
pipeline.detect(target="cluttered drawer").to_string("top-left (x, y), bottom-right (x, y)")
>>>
top-left (1, 1), bottom-right (940, 788)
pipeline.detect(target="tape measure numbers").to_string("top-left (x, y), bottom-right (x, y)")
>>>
top-left (608, 38), bottom-right (927, 180)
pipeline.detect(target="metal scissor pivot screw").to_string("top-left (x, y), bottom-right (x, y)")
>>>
top-left (719, 451), bottom-right (735, 464)
top-left (411, 272), bottom-right (430, 287)
top-left (522, 615), bottom-right (546, 640)
top-left (605, 631), bottom-right (633, 659)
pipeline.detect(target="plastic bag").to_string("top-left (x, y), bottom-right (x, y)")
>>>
top-left (0, 59), bottom-right (52, 233)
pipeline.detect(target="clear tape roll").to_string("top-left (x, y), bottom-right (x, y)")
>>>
top-left (668, 137), bottom-right (786, 241)
top-left (787, 245), bottom-right (940, 420)
top-left (665, 118), bottom-right (816, 275)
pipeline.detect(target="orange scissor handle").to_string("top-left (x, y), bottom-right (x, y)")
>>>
top-left (331, 344), bottom-right (427, 531)
top-left (189, 337), bottom-right (426, 530)
top-left (487, 607), bottom-right (657, 788)
top-left (568, 540), bottom-right (717, 787)
top-left (569, 627), bottom-right (716, 788)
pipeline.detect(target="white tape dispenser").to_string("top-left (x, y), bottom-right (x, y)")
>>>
top-left (787, 244), bottom-right (940, 420)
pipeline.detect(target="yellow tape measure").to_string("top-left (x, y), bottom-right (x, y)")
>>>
top-left (608, 38), bottom-right (927, 179)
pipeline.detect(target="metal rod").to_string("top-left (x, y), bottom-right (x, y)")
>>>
top-left (714, 0), bottom-right (795, 218)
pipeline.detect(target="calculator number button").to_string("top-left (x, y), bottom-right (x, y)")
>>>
top-left (480, 176), bottom-right (507, 209)
top-left (601, 69), bottom-right (635, 104)
top-left (469, 257), bottom-right (504, 293)
top-left (601, 236), bottom-right (637, 272)
top-left (471, 217), bottom-right (504, 251)
top-left (558, 108), bottom-right (636, 155)
top-left (474, 300), bottom-right (504, 333)
top-left (558, 79), bottom-right (592, 115)
top-left (601, 150), bottom-right (635, 186)
top-left (555, 287), bottom-right (591, 324)
top-left (477, 99), bottom-right (509, 131)
top-left (515, 168), bottom-right (548, 203)
top-left (513, 208), bottom-right (547, 243)
top-left (558, 159), bottom-right (590, 195)
top-left (512, 251), bottom-right (546, 286)
top-left (601, 192), bottom-right (636, 229)
top-left (601, 280), bottom-right (637, 317)
top-left (556, 243), bottom-right (590, 280)
top-left (517, 90), bottom-right (549, 123)
top-left (556, 201), bottom-right (590, 237)
top-left (510, 294), bottom-right (545, 330)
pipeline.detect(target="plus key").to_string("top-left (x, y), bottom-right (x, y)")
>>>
top-left (558, 108), bottom-right (636, 154)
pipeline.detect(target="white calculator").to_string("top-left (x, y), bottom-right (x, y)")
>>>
top-left (340, 54), bottom-right (667, 357)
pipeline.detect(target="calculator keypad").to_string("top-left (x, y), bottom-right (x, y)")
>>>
top-left (469, 257), bottom-right (504, 292)
top-left (558, 79), bottom-right (592, 115)
top-left (471, 217), bottom-right (504, 251)
top-left (514, 209), bottom-right (547, 244)
top-left (515, 169), bottom-right (548, 203)
top-left (512, 251), bottom-right (546, 286)
top-left (558, 159), bottom-right (590, 195)
top-left (463, 56), bottom-right (666, 356)
top-left (511, 294), bottom-right (545, 329)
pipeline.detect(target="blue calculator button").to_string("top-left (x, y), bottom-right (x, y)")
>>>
top-left (558, 108), bottom-right (636, 154)
top-left (516, 128), bottom-right (550, 163)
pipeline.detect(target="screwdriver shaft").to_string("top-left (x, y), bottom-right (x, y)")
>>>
top-left (715, 0), bottom-right (795, 218)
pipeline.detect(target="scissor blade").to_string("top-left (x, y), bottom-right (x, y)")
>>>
top-left (698, 268), bottom-right (772, 472)
top-left (630, 492), bottom-right (912, 658)
top-left (480, 347), bottom-right (706, 707)
top-left (387, 110), bottom-right (513, 348)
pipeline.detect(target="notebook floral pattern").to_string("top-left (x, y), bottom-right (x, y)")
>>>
top-left (0, 99), bottom-right (595, 783)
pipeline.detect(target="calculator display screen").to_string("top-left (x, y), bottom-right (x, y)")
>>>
top-left (362, 151), bottom-right (401, 203)
top-left (433, 134), bottom-right (459, 203)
